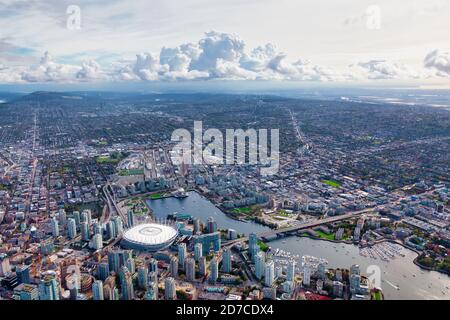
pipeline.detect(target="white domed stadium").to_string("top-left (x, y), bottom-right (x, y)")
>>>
top-left (121, 222), bottom-right (177, 251)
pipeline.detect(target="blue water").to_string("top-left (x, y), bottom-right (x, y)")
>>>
top-left (269, 237), bottom-right (450, 300)
top-left (145, 191), bottom-right (450, 300)
top-left (146, 191), bottom-right (269, 235)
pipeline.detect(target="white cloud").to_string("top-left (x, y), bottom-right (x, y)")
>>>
top-left (0, 31), bottom-right (435, 84)
top-left (20, 51), bottom-right (80, 82)
top-left (189, 31), bottom-right (245, 73)
top-left (349, 59), bottom-right (420, 80)
top-left (0, 63), bottom-right (24, 82)
top-left (240, 44), bottom-right (277, 72)
top-left (76, 60), bottom-right (107, 81)
top-left (424, 50), bottom-right (450, 77)
top-left (113, 31), bottom-right (354, 82)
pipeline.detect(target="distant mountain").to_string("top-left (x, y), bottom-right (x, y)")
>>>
top-left (0, 92), bottom-right (27, 104)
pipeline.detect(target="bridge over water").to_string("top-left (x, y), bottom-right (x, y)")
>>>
top-left (222, 208), bottom-right (374, 247)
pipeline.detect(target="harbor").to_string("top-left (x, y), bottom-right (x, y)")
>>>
top-left (146, 190), bottom-right (450, 300)
top-left (359, 242), bottom-right (406, 262)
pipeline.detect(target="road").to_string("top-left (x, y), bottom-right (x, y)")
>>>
top-left (286, 107), bottom-right (311, 156)
top-left (223, 188), bottom-right (437, 247)
top-left (223, 208), bottom-right (372, 247)
top-left (103, 183), bottom-right (127, 226)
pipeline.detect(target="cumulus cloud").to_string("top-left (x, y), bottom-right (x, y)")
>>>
top-left (0, 63), bottom-right (24, 82)
top-left (240, 44), bottom-right (278, 72)
top-left (190, 31), bottom-right (245, 73)
top-left (0, 31), bottom-right (429, 84)
top-left (349, 59), bottom-right (420, 80)
top-left (76, 60), bottom-right (108, 81)
top-left (158, 44), bottom-right (208, 80)
top-left (112, 31), bottom-right (345, 82)
top-left (424, 50), bottom-right (450, 77)
top-left (20, 51), bottom-right (80, 82)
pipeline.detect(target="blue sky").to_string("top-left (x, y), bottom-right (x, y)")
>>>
top-left (0, 0), bottom-right (450, 87)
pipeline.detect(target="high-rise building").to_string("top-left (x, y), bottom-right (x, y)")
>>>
top-left (206, 217), bottom-right (217, 233)
top-left (145, 282), bottom-right (158, 300)
top-left (249, 233), bottom-right (259, 262)
top-left (185, 258), bottom-right (196, 281)
top-left (335, 269), bottom-right (343, 282)
top-left (18, 284), bottom-right (39, 300)
top-left (0, 254), bottom-right (11, 277)
top-left (103, 276), bottom-right (118, 300)
top-left (264, 260), bottom-right (275, 287)
top-left (193, 218), bottom-right (201, 234)
top-left (350, 264), bottom-right (360, 276)
top-left (58, 209), bottom-right (67, 228)
top-left (126, 258), bottom-right (135, 274)
top-left (350, 274), bottom-right (361, 293)
top-left (209, 256), bottom-right (218, 284)
top-left (127, 210), bottom-right (134, 227)
top-left (120, 267), bottom-right (134, 300)
top-left (333, 281), bottom-right (344, 297)
top-left (66, 273), bottom-right (80, 300)
top-left (38, 271), bottom-right (59, 300)
top-left (275, 265), bottom-right (283, 281)
top-left (222, 248), bottom-right (232, 273)
top-left (303, 265), bottom-right (311, 287)
top-left (97, 263), bottom-right (110, 281)
top-left (164, 277), bottom-right (176, 300)
top-left (107, 249), bottom-right (131, 273)
top-left (81, 209), bottom-right (92, 225)
top-left (227, 229), bottom-right (238, 240)
top-left (92, 280), bottom-right (104, 300)
top-left (16, 264), bottom-right (31, 284)
top-left (80, 221), bottom-right (90, 241)
top-left (194, 243), bottom-right (202, 261)
top-left (317, 262), bottom-right (326, 280)
top-left (91, 233), bottom-right (103, 250)
top-left (67, 218), bottom-right (77, 240)
top-left (178, 243), bottom-right (187, 267)
top-left (149, 258), bottom-right (158, 274)
top-left (86, 210), bottom-right (93, 225)
top-left (1, 272), bottom-right (18, 290)
top-left (73, 211), bottom-right (81, 228)
top-left (93, 222), bottom-right (102, 235)
top-left (80, 211), bottom-right (88, 224)
top-left (138, 266), bottom-right (149, 290)
top-left (106, 221), bottom-right (116, 239)
top-left (51, 217), bottom-right (59, 237)
top-left (148, 271), bottom-right (157, 283)
top-left (287, 260), bottom-right (295, 282)
top-left (282, 281), bottom-right (294, 294)
top-left (102, 276), bottom-right (117, 300)
top-left (255, 251), bottom-right (265, 280)
top-left (113, 216), bottom-right (123, 235)
top-left (198, 256), bottom-right (206, 277)
top-left (170, 256), bottom-right (178, 278)
top-left (193, 232), bottom-right (221, 255)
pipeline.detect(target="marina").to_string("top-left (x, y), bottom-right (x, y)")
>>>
top-left (269, 237), bottom-right (450, 300)
top-left (146, 191), bottom-right (450, 300)
top-left (359, 242), bottom-right (406, 262)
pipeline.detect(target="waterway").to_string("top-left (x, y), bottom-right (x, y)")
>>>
top-left (146, 191), bottom-right (450, 300)
top-left (270, 237), bottom-right (450, 300)
top-left (146, 191), bottom-right (269, 235)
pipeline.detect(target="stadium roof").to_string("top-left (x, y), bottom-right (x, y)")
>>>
top-left (123, 223), bottom-right (177, 247)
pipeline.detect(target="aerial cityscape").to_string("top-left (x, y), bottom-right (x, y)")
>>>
top-left (0, 0), bottom-right (449, 305)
